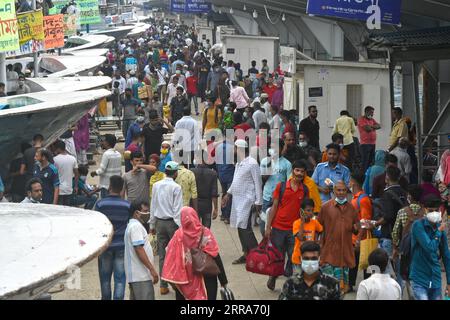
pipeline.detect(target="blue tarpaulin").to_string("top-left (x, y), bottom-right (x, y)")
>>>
top-left (307, 0), bottom-right (402, 25)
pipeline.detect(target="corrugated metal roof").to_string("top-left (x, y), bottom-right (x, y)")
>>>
top-left (369, 26), bottom-right (450, 49)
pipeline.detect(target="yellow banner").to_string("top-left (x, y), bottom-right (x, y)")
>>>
top-left (17, 9), bottom-right (44, 45)
top-left (0, 0), bottom-right (20, 52)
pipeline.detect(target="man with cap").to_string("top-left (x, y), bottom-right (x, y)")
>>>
top-left (126, 70), bottom-right (139, 90)
top-left (222, 139), bottom-right (263, 265)
top-left (149, 160), bottom-right (183, 295)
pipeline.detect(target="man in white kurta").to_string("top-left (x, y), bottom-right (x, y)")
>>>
top-left (224, 139), bottom-right (263, 264)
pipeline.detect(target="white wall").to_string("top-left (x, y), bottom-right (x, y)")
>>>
top-left (300, 64), bottom-right (390, 150)
top-left (197, 26), bottom-right (214, 45)
top-left (221, 35), bottom-right (279, 75)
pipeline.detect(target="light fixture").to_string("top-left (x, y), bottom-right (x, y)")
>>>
top-left (253, 10), bottom-right (258, 18)
top-left (243, 4), bottom-right (246, 11)
top-left (230, 7), bottom-right (234, 14)
top-left (282, 13), bottom-right (286, 21)
top-left (219, 9), bottom-right (222, 14)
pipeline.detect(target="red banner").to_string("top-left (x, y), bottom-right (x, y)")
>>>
top-left (44, 14), bottom-right (64, 50)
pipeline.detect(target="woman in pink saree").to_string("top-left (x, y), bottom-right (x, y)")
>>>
top-left (162, 207), bottom-right (228, 300)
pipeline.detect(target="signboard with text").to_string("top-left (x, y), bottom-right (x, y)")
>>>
top-left (171, 0), bottom-right (211, 13)
top-left (306, 0), bottom-right (402, 25)
top-left (0, 0), bottom-right (20, 53)
top-left (17, 10), bottom-right (44, 45)
top-left (50, 0), bottom-right (100, 25)
top-left (44, 14), bottom-right (65, 50)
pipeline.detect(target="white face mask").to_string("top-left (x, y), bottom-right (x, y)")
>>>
top-left (299, 141), bottom-right (307, 148)
top-left (243, 112), bottom-right (248, 119)
top-left (302, 259), bottom-right (320, 275)
top-left (339, 144), bottom-right (344, 149)
top-left (268, 148), bottom-right (275, 157)
top-left (426, 211), bottom-right (442, 224)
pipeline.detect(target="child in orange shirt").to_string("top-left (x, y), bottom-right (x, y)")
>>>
top-left (292, 199), bottom-right (323, 274)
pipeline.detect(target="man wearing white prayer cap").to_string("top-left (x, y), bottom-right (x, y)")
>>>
top-left (222, 138), bottom-right (263, 264)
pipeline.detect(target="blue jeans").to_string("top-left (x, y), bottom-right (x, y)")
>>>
top-left (98, 247), bottom-right (126, 300)
top-left (72, 194), bottom-right (98, 210)
top-left (379, 238), bottom-right (395, 276)
top-left (411, 281), bottom-right (442, 300)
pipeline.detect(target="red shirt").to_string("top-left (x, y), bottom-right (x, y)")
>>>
top-left (263, 84), bottom-right (277, 103)
top-left (272, 179), bottom-right (306, 231)
top-left (234, 123), bottom-right (252, 140)
top-left (186, 76), bottom-right (198, 95)
top-left (357, 116), bottom-right (379, 145)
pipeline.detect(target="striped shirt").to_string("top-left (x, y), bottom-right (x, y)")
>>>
top-left (95, 148), bottom-right (122, 189)
top-left (95, 195), bottom-right (131, 249)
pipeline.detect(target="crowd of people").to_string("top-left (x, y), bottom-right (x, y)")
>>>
top-left (1, 16), bottom-right (450, 301)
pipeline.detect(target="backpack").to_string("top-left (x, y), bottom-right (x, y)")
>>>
top-left (399, 207), bottom-right (426, 279)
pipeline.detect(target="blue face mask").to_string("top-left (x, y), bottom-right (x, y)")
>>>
top-left (335, 197), bottom-right (347, 205)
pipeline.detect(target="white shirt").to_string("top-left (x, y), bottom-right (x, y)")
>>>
top-left (156, 68), bottom-right (168, 86)
top-left (390, 147), bottom-right (412, 179)
top-left (226, 66), bottom-right (236, 81)
top-left (252, 109), bottom-right (268, 131)
top-left (124, 219), bottom-right (155, 283)
top-left (270, 113), bottom-right (282, 133)
top-left (166, 83), bottom-right (179, 105)
top-left (54, 153), bottom-right (78, 195)
top-left (126, 76), bottom-right (138, 89)
top-left (228, 156), bottom-right (263, 229)
top-left (262, 101), bottom-right (272, 121)
top-left (95, 148), bottom-right (122, 189)
top-left (173, 116), bottom-right (201, 152)
top-left (356, 273), bottom-right (402, 300)
top-left (150, 177), bottom-right (183, 228)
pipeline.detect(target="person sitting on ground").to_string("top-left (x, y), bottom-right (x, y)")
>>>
top-left (356, 248), bottom-right (402, 300)
top-left (72, 165), bottom-right (99, 210)
top-left (279, 241), bottom-right (341, 300)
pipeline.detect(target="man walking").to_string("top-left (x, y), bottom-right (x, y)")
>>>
top-left (149, 161), bottom-right (183, 295)
top-left (222, 140), bottom-right (263, 265)
top-left (95, 176), bottom-right (130, 300)
top-left (265, 160), bottom-right (308, 291)
top-left (125, 201), bottom-right (159, 300)
top-left (318, 180), bottom-right (360, 294)
top-left (91, 134), bottom-right (122, 199)
top-left (191, 159), bottom-right (219, 228)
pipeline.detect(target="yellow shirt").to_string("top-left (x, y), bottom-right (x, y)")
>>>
top-left (149, 171), bottom-right (166, 200)
top-left (175, 165), bottom-right (198, 206)
top-left (389, 117), bottom-right (409, 148)
top-left (333, 115), bottom-right (356, 146)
